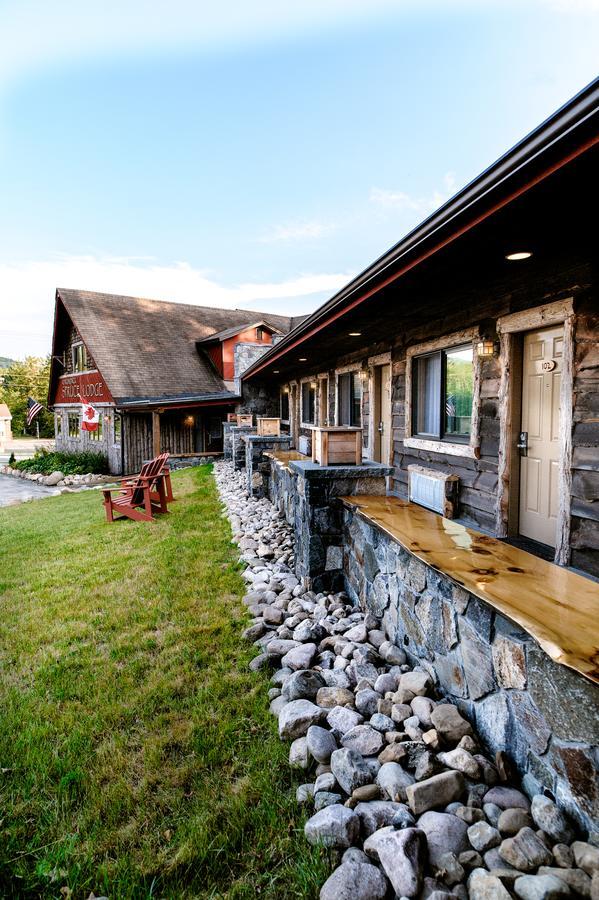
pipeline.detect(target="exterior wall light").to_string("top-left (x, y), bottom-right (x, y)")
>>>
top-left (359, 369), bottom-right (368, 381)
top-left (476, 337), bottom-right (498, 358)
top-left (349, 332), bottom-right (362, 336)
top-left (184, 414), bottom-right (195, 426)
top-left (273, 369), bottom-right (280, 373)
top-left (299, 357), bottom-right (307, 362)
top-left (505, 251), bottom-right (532, 261)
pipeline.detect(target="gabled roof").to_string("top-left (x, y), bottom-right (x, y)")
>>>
top-left (51, 289), bottom-right (302, 404)
top-left (196, 319), bottom-right (283, 345)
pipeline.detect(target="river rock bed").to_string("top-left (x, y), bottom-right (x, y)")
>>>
top-left (0, 465), bottom-right (113, 489)
top-left (214, 460), bottom-right (599, 900)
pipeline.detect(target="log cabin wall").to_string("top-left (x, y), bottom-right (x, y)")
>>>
top-left (159, 411), bottom-right (195, 455)
top-left (256, 260), bottom-right (597, 576)
top-left (123, 413), bottom-right (153, 474)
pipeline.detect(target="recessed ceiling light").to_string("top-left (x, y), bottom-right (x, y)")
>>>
top-left (273, 369), bottom-right (279, 373)
top-left (505, 251), bottom-right (532, 261)
top-left (349, 332), bottom-right (362, 336)
top-left (299, 357), bottom-right (307, 361)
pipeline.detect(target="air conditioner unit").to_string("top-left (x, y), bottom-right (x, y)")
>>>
top-left (298, 434), bottom-right (312, 456)
top-left (408, 465), bottom-right (459, 518)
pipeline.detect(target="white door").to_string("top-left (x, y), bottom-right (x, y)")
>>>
top-left (519, 325), bottom-right (563, 547)
top-left (373, 364), bottom-right (392, 463)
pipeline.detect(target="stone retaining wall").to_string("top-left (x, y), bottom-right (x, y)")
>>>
top-left (342, 504), bottom-right (599, 832)
top-left (243, 435), bottom-right (292, 497)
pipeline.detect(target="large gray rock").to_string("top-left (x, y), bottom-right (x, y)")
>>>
top-left (330, 748), bottom-right (372, 795)
top-left (499, 827), bottom-right (553, 872)
top-left (430, 704), bottom-right (473, 743)
top-left (266, 638), bottom-right (299, 657)
top-left (354, 800), bottom-right (405, 837)
top-left (530, 796), bottom-right (575, 844)
top-left (469, 869), bottom-right (513, 899)
top-left (572, 842), bottom-right (599, 876)
top-left (289, 736), bottom-right (309, 768)
top-left (364, 826), bottom-right (426, 897)
top-left (406, 771), bottom-right (465, 814)
top-left (376, 762), bottom-right (415, 802)
top-left (341, 725), bottom-right (384, 756)
top-left (468, 821), bottom-right (501, 852)
top-left (513, 874), bottom-right (572, 899)
top-left (306, 725), bottom-right (337, 763)
top-left (45, 470), bottom-right (64, 486)
top-left (317, 687), bottom-right (355, 708)
top-left (327, 705), bottom-right (364, 739)
top-left (416, 811), bottom-right (469, 866)
top-left (319, 861), bottom-right (389, 900)
top-left (437, 748), bottom-right (480, 779)
top-left (282, 642), bottom-right (317, 671)
top-left (355, 689), bottom-right (381, 717)
top-left (537, 867), bottom-right (592, 896)
top-left (304, 804), bottom-right (359, 849)
top-left (278, 699), bottom-right (323, 739)
top-left (282, 669), bottom-right (326, 701)
top-left (484, 786), bottom-right (530, 811)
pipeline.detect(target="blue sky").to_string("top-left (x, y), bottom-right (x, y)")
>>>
top-left (1, 0), bottom-right (598, 357)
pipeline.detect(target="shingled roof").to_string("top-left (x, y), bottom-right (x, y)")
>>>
top-left (53, 289), bottom-right (304, 404)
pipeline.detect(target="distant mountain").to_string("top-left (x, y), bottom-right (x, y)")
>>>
top-left (0, 357), bottom-right (15, 369)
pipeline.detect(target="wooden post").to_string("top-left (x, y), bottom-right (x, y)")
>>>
top-left (152, 411), bottom-right (161, 457)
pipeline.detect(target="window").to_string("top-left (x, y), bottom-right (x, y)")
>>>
top-left (338, 371), bottom-right (362, 426)
top-left (256, 327), bottom-right (264, 341)
top-left (301, 382), bottom-right (316, 424)
top-left (280, 389), bottom-right (290, 421)
top-left (318, 378), bottom-right (329, 426)
top-left (72, 342), bottom-right (87, 372)
top-left (89, 414), bottom-right (103, 441)
top-left (114, 414), bottom-right (122, 444)
top-left (412, 344), bottom-right (473, 441)
top-left (68, 414), bottom-right (80, 438)
top-left (55, 413), bottom-right (62, 437)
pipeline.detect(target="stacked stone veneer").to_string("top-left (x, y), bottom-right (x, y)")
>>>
top-left (231, 425), bottom-right (256, 469)
top-left (243, 434), bottom-right (292, 498)
top-left (342, 504), bottom-right (599, 832)
top-left (269, 456), bottom-right (393, 596)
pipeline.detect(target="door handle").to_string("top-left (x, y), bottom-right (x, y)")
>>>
top-left (517, 431), bottom-right (528, 456)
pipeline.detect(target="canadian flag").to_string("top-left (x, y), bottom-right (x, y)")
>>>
top-left (81, 400), bottom-right (99, 431)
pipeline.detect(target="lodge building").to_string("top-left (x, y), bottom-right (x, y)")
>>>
top-left (48, 289), bottom-right (302, 473)
top-left (46, 82), bottom-right (599, 828)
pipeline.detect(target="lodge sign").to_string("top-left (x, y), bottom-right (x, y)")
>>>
top-left (55, 371), bottom-right (114, 404)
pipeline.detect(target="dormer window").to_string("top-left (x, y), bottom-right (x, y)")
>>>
top-left (72, 342), bottom-right (87, 373)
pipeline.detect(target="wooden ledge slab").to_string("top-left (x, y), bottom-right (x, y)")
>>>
top-left (340, 495), bottom-right (599, 685)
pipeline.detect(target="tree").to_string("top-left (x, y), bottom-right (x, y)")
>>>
top-left (0, 356), bottom-right (54, 437)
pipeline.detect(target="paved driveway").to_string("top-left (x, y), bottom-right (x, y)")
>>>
top-left (0, 474), bottom-right (60, 507)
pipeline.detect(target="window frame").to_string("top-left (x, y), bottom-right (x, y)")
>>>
top-left (280, 388), bottom-right (290, 423)
top-left (405, 329), bottom-right (481, 460)
top-left (72, 342), bottom-right (87, 373)
top-left (89, 413), bottom-right (103, 442)
top-left (55, 413), bottom-right (62, 438)
top-left (68, 413), bottom-right (80, 439)
top-left (113, 413), bottom-right (122, 444)
top-left (337, 370), bottom-right (362, 427)
top-left (411, 343), bottom-right (473, 444)
top-left (300, 380), bottom-right (316, 426)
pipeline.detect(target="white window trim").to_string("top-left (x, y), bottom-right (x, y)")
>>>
top-left (404, 327), bottom-right (481, 459)
top-left (72, 341), bottom-right (87, 373)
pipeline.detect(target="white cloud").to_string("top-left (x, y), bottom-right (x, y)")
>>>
top-left (370, 171), bottom-right (458, 216)
top-left (0, 254), bottom-right (352, 358)
top-left (257, 220), bottom-right (336, 242)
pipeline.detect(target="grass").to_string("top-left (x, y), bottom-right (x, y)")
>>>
top-left (0, 466), bottom-right (332, 898)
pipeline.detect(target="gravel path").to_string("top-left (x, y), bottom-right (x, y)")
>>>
top-left (214, 460), bottom-right (598, 900)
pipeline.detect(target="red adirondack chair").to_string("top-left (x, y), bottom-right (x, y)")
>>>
top-left (103, 453), bottom-right (171, 523)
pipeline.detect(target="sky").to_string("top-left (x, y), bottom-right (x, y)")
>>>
top-left (0, 0), bottom-right (598, 359)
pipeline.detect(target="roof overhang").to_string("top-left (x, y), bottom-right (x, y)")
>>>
top-left (242, 78), bottom-right (599, 381)
top-left (116, 391), bottom-right (239, 411)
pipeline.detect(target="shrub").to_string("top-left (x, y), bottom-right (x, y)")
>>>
top-left (8, 452), bottom-right (16, 466)
top-left (14, 449), bottom-right (109, 476)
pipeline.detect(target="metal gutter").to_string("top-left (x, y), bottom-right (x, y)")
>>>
top-left (242, 78), bottom-right (599, 380)
top-left (117, 391), bottom-right (239, 410)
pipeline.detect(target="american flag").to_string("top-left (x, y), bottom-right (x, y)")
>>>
top-left (26, 397), bottom-right (43, 426)
top-left (445, 394), bottom-right (456, 418)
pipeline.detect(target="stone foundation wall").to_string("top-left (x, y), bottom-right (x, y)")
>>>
top-left (342, 505), bottom-right (599, 832)
top-left (231, 426), bottom-right (256, 469)
top-left (243, 435), bottom-right (292, 497)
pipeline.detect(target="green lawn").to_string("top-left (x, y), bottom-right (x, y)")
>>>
top-left (0, 467), bottom-right (330, 898)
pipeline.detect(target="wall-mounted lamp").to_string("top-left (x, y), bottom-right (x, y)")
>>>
top-left (284, 387), bottom-right (290, 394)
top-left (184, 415), bottom-right (195, 426)
top-left (476, 336), bottom-right (498, 358)
top-left (359, 369), bottom-right (368, 381)
top-left (310, 381), bottom-right (317, 389)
